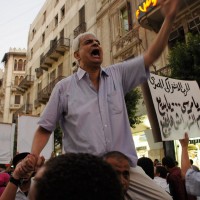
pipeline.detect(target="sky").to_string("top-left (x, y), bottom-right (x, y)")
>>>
top-left (0, 0), bottom-right (46, 69)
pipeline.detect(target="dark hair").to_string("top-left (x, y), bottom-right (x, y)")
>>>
top-left (34, 153), bottom-right (123, 200)
top-left (162, 156), bottom-right (176, 168)
top-left (137, 157), bottom-right (154, 179)
top-left (102, 151), bottom-right (132, 166)
top-left (155, 166), bottom-right (168, 179)
top-left (190, 159), bottom-right (193, 165)
top-left (12, 152), bottom-right (30, 168)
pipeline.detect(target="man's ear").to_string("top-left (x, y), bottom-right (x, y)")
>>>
top-left (74, 51), bottom-right (80, 61)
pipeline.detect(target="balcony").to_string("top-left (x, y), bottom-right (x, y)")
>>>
top-left (37, 76), bottom-right (65, 104)
top-left (74, 22), bottom-right (86, 38)
top-left (112, 28), bottom-right (140, 62)
top-left (10, 104), bottom-right (22, 110)
top-left (40, 38), bottom-right (70, 71)
top-left (35, 68), bottom-right (43, 78)
top-left (34, 99), bottom-right (41, 109)
top-left (18, 75), bottom-right (34, 91)
top-left (13, 104), bottom-right (33, 122)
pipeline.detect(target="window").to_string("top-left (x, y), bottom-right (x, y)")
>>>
top-left (42, 11), bottom-right (46, 24)
top-left (188, 17), bottom-right (200, 35)
top-left (55, 14), bottom-right (58, 27)
top-left (15, 95), bottom-right (21, 104)
top-left (31, 48), bottom-right (33, 59)
top-left (79, 6), bottom-right (85, 24)
top-left (14, 60), bottom-right (17, 71)
top-left (120, 6), bottom-right (129, 35)
top-left (42, 32), bottom-right (45, 44)
top-left (14, 76), bottom-right (19, 85)
top-left (32, 28), bottom-right (36, 40)
top-left (19, 76), bottom-right (23, 84)
top-left (61, 5), bottom-right (65, 20)
top-left (24, 60), bottom-right (26, 70)
top-left (168, 27), bottom-right (185, 48)
top-left (18, 59), bottom-right (23, 71)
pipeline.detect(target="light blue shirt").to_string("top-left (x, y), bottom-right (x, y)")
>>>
top-left (185, 168), bottom-right (200, 196)
top-left (38, 56), bottom-right (149, 166)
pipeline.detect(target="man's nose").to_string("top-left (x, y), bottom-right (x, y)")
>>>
top-left (92, 40), bottom-right (99, 45)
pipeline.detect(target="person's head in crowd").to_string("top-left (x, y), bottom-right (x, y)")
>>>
top-left (154, 165), bottom-right (168, 179)
top-left (28, 153), bottom-right (123, 200)
top-left (162, 156), bottom-right (176, 171)
top-left (153, 159), bottom-right (160, 166)
top-left (189, 159), bottom-right (193, 165)
top-left (12, 152), bottom-right (30, 169)
top-left (102, 151), bottom-right (131, 194)
top-left (137, 157), bottom-right (154, 179)
top-left (0, 172), bottom-right (10, 196)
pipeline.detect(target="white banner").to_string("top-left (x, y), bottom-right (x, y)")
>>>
top-left (148, 73), bottom-right (200, 141)
top-left (18, 115), bottom-right (54, 159)
top-left (0, 123), bottom-right (15, 164)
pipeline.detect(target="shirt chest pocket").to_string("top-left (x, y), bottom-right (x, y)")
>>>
top-left (107, 90), bottom-right (123, 114)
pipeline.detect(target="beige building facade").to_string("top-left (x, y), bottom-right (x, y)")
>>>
top-left (1, 48), bottom-right (26, 123)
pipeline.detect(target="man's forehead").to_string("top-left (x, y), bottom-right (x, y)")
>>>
top-left (106, 157), bottom-right (130, 168)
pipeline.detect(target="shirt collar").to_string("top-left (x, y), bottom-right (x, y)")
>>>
top-left (76, 66), bottom-right (108, 80)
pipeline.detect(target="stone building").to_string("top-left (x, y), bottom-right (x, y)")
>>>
top-left (1, 48), bottom-right (26, 123)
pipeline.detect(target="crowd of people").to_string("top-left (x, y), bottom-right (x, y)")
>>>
top-left (0, 0), bottom-right (199, 199)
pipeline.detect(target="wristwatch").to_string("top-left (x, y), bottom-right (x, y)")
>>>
top-left (9, 175), bottom-right (21, 187)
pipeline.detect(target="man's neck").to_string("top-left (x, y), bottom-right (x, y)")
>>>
top-left (80, 65), bottom-right (101, 91)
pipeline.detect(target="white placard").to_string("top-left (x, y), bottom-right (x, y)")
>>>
top-left (0, 123), bottom-right (15, 164)
top-left (17, 115), bottom-right (54, 159)
top-left (148, 73), bottom-right (200, 141)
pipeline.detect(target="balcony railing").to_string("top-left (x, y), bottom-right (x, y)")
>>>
top-left (36, 76), bottom-right (65, 104)
top-left (112, 28), bottom-right (140, 61)
top-left (18, 75), bottom-right (34, 91)
top-left (10, 104), bottom-right (22, 110)
top-left (74, 22), bottom-right (86, 38)
top-left (40, 38), bottom-right (70, 71)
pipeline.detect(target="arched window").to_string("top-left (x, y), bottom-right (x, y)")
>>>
top-left (19, 76), bottom-right (24, 84)
top-left (14, 76), bottom-right (19, 85)
top-left (14, 60), bottom-right (17, 71)
top-left (23, 60), bottom-right (26, 71)
top-left (18, 59), bottom-right (23, 71)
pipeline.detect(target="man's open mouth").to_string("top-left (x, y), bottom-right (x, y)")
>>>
top-left (91, 49), bottom-right (100, 57)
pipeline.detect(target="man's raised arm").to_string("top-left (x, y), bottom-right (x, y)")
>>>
top-left (144, 0), bottom-right (181, 68)
top-left (179, 133), bottom-right (191, 176)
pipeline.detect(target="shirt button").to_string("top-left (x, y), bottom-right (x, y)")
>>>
top-left (104, 124), bottom-right (107, 127)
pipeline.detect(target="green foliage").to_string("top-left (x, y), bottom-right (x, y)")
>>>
top-left (168, 33), bottom-right (200, 86)
top-left (54, 124), bottom-right (62, 151)
top-left (125, 88), bottom-right (142, 128)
